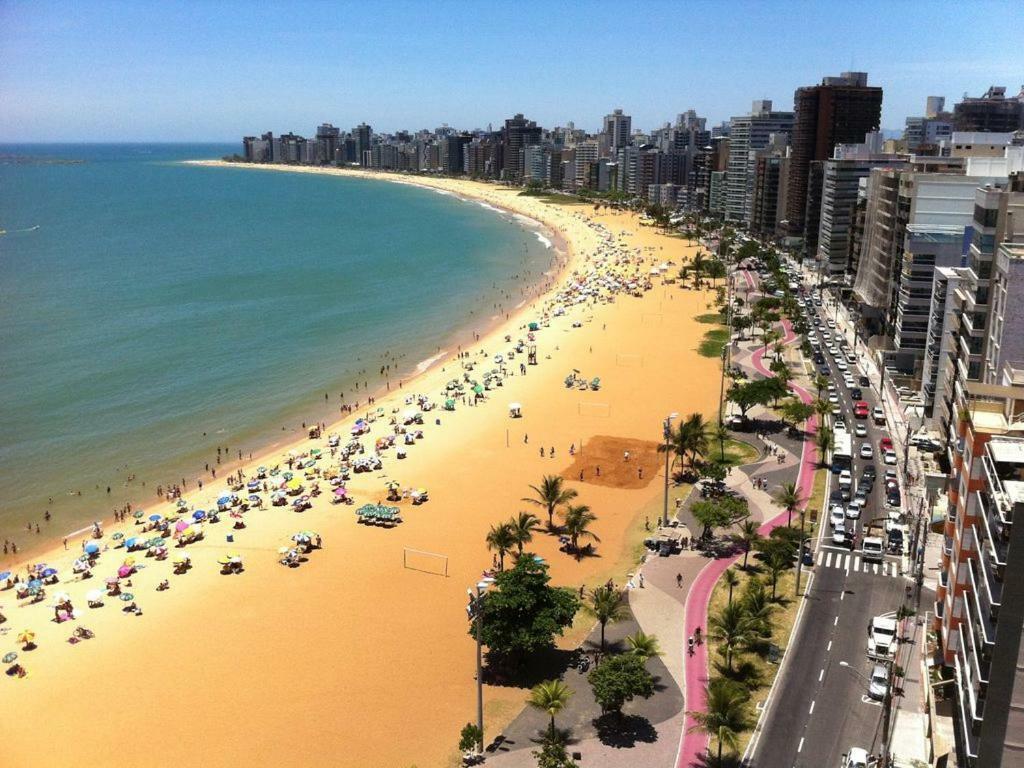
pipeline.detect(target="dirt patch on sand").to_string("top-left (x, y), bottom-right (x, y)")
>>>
top-left (562, 435), bottom-right (663, 489)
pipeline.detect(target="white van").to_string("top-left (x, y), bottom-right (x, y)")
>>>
top-left (862, 536), bottom-right (884, 562)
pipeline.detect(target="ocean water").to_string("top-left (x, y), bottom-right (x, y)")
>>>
top-left (0, 144), bottom-right (554, 553)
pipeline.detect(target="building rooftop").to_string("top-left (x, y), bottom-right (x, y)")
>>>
top-left (1004, 479), bottom-right (1024, 506)
top-left (988, 437), bottom-right (1024, 466)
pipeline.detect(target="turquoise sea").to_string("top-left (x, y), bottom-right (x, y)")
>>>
top-left (0, 144), bottom-right (554, 555)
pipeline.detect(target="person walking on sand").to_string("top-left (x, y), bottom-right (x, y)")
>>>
top-left (676, 572), bottom-right (683, 588)
top-left (540, 447), bottom-right (545, 458)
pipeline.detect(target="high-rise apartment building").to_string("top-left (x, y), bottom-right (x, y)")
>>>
top-left (725, 100), bottom-right (794, 224)
top-left (603, 109), bottom-right (632, 152)
top-left (749, 133), bottom-right (790, 237)
top-left (953, 86), bottom-right (1024, 133)
top-left (315, 123), bottom-right (341, 165)
top-left (501, 114), bottom-right (542, 182)
top-left (786, 72), bottom-right (883, 246)
top-left (354, 123), bottom-right (372, 167)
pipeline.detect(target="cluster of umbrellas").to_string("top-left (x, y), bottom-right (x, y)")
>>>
top-left (355, 504), bottom-right (401, 526)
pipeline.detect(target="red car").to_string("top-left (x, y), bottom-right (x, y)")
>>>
top-left (879, 436), bottom-right (894, 452)
top-left (854, 401), bottom-right (870, 419)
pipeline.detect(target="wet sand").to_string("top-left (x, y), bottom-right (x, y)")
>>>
top-left (0, 168), bottom-right (721, 768)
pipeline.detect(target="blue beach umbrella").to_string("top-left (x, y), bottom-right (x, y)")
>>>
top-left (217, 496), bottom-right (231, 506)
top-left (84, 543), bottom-right (100, 555)
top-left (41, 568), bottom-right (57, 578)
top-left (248, 494), bottom-right (261, 503)
top-left (125, 538), bottom-right (138, 548)
top-left (148, 514), bottom-right (163, 522)
top-left (193, 510), bottom-right (207, 521)
top-left (28, 579), bottom-right (42, 590)
top-left (0, 571), bottom-right (11, 581)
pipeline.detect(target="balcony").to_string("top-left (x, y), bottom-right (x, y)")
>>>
top-left (975, 488), bottom-right (1009, 572)
top-left (954, 640), bottom-right (983, 759)
top-left (960, 582), bottom-right (992, 687)
top-left (966, 554), bottom-right (998, 644)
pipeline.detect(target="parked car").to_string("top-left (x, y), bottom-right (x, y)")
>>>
top-left (868, 664), bottom-right (889, 700)
top-left (873, 406), bottom-right (886, 425)
top-left (883, 450), bottom-right (898, 466)
top-left (859, 375), bottom-right (870, 387)
top-left (879, 436), bottom-right (894, 453)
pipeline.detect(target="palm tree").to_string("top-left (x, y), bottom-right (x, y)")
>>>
top-left (585, 585), bottom-right (623, 653)
top-left (813, 373), bottom-right (829, 397)
top-left (691, 251), bottom-right (707, 289)
top-left (814, 425), bottom-right (835, 466)
top-left (625, 630), bottom-right (662, 659)
top-left (766, 547), bottom-right (790, 600)
top-left (528, 679), bottom-right (573, 741)
top-left (711, 421), bottom-right (730, 462)
top-left (763, 328), bottom-right (782, 355)
top-left (485, 522), bottom-right (516, 571)
top-left (682, 412), bottom-right (711, 467)
top-left (737, 519), bottom-right (762, 570)
top-left (522, 475), bottom-right (578, 529)
top-left (772, 481), bottom-right (804, 527)
top-left (509, 511), bottom-right (541, 555)
top-left (740, 579), bottom-right (776, 648)
top-left (708, 601), bottom-right (755, 673)
top-left (813, 396), bottom-right (831, 420)
top-left (722, 567), bottom-right (741, 608)
top-left (687, 678), bottom-right (751, 767)
top-left (561, 504), bottom-right (600, 558)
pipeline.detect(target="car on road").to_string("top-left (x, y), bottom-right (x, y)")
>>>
top-left (873, 406), bottom-right (886, 425)
top-left (846, 499), bottom-right (863, 519)
top-left (836, 359), bottom-right (849, 371)
top-left (860, 443), bottom-right (874, 459)
top-left (879, 436), bottom-right (893, 453)
top-left (868, 664), bottom-right (889, 700)
top-left (844, 374), bottom-right (856, 388)
top-left (883, 450), bottom-right (898, 466)
top-left (831, 404), bottom-right (842, 416)
top-left (850, 387), bottom-right (863, 400)
top-left (863, 464), bottom-right (877, 479)
top-left (820, 365), bottom-right (832, 376)
top-left (887, 488), bottom-right (902, 507)
top-left (854, 401), bottom-right (870, 419)
top-left (838, 469), bottom-right (853, 487)
top-left (832, 521), bottom-right (848, 545)
top-left (828, 393), bottom-right (839, 404)
top-left (862, 536), bottom-right (884, 562)
top-left (867, 615), bottom-right (898, 659)
top-left (842, 747), bottom-right (872, 768)
top-left (830, 505), bottom-right (846, 529)
top-left (814, 353), bottom-right (825, 365)
top-left (855, 423), bottom-right (867, 437)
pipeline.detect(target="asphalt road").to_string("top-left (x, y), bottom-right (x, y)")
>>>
top-left (746, 268), bottom-right (912, 767)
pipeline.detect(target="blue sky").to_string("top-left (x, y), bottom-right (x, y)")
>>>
top-left (2, 0), bottom-right (1022, 142)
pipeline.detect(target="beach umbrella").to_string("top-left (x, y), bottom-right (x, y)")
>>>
top-left (112, 532), bottom-right (124, 541)
top-left (28, 579), bottom-right (42, 590)
top-left (175, 520), bottom-right (190, 532)
top-left (0, 571), bottom-right (11, 581)
top-left (282, 472), bottom-right (294, 481)
top-left (105, 576), bottom-right (119, 585)
top-left (472, 384), bottom-right (484, 395)
top-left (176, 499), bottom-right (187, 507)
top-left (17, 631), bottom-right (35, 647)
top-left (248, 494), bottom-right (262, 503)
top-left (277, 546), bottom-right (292, 555)
top-left (86, 589), bottom-right (104, 604)
top-left (119, 593), bottom-right (134, 602)
top-left (192, 510), bottom-right (206, 521)
top-left (125, 538), bottom-right (138, 548)
top-left (84, 543), bottom-right (99, 555)
top-left (247, 480), bottom-right (260, 490)
top-left (133, 511), bottom-right (144, 519)
top-left (149, 537), bottom-right (166, 548)
top-left (216, 496), bottom-right (231, 507)
top-left (117, 566), bottom-right (133, 579)
top-left (2, 652), bottom-right (17, 664)
top-left (53, 591), bottom-right (71, 603)
top-left (148, 514), bottom-right (163, 523)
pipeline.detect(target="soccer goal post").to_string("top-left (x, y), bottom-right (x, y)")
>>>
top-left (403, 547), bottom-right (449, 577)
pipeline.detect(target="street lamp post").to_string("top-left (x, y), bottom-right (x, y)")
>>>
top-left (662, 412), bottom-right (679, 527)
top-left (466, 578), bottom-right (494, 755)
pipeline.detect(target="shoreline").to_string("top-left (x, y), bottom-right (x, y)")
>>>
top-left (2, 163), bottom-right (571, 567)
top-left (1, 165), bottom-right (720, 768)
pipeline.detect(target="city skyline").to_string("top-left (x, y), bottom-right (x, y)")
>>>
top-left (2, 0), bottom-right (1023, 142)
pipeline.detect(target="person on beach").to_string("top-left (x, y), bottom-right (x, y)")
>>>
top-left (676, 573), bottom-right (683, 588)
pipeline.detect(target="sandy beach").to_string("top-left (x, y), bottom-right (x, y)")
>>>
top-left (0, 166), bottom-right (721, 768)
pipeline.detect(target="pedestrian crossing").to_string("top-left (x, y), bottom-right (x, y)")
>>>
top-left (815, 548), bottom-right (900, 578)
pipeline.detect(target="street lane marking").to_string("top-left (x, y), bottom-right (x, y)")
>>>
top-left (827, 641), bottom-right (832, 652)
top-left (834, 615), bottom-right (839, 626)
top-left (825, 551), bottom-right (832, 567)
top-left (809, 700), bottom-right (815, 715)
top-left (797, 737), bottom-right (805, 753)
top-left (819, 668), bottom-right (825, 681)
top-left (853, 556), bottom-right (861, 571)
top-left (872, 563), bottom-right (879, 574)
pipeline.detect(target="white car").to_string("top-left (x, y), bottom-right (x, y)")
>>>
top-left (827, 319), bottom-right (836, 328)
top-left (828, 393), bottom-right (839, 404)
top-left (831, 404), bottom-right (842, 416)
top-left (873, 406), bottom-right (886, 425)
top-left (867, 615), bottom-right (898, 659)
top-left (829, 505), bottom-right (846, 529)
top-left (838, 470), bottom-right (853, 488)
top-left (855, 423), bottom-right (868, 437)
top-left (836, 359), bottom-right (848, 371)
top-left (860, 443), bottom-right (874, 459)
top-left (843, 747), bottom-right (871, 768)
top-left (832, 522), bottom-right (848, 545)
top-left (868, 664), bottom-right (889, 700)
top-left (883, 450), bottom-right (898, 465)
top-left (846, 498), bottom-right (863, 519)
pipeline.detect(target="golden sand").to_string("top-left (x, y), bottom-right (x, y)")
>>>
top-left (0, 167), bottom-right (720, 767)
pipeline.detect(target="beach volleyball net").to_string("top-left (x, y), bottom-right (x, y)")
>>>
top-left (403, 547), bottom-right (449, 577)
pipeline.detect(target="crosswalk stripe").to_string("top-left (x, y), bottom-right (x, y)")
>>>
top-left (825, 552), bottom-right (832, 568)
top-left (817, 550), bottom-right (824, 566)
top-left (853, 556), bottom-right (860, 571)
top-left (843, 554), bottom-right (850, 571)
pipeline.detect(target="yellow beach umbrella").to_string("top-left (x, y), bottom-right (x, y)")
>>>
top-left (17, 630), bottom-right (35, 647)
top-left (123, 557), bottom-right (136, 567)
top-left (286, 479), bottom-right (302, 491)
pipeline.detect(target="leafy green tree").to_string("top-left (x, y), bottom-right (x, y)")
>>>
top-left (691, 495), bottom-right (749, 540)
top-left (740, 578), bottom-right (776, 651)
top-left (532, 740), bottom-right (579, 768)
top-left (458, 722), bottom-right (483, 753)
top-left (732, 314), bottom-right (752, 340)
top-left (587, 653), bottom-right (655, 715)
top-left (727, 379), bottom-right (774, 419)
top-left (764, 376), bottom-right (791, 407)
top-left (523, 475), bottom-right (578, 529)
top-left (561, 504), bottom-right (600, 558)
top-left (486, 522), bottom-right (516, 571)
top-left (510, 511), bottom-right (542, 555)
top-left (585, 585), bottom-right (623, 653)
top-left (476, 556), bottom-right (579, 668)
top-left (528, 679), bottom-right (574, 741)
top-left (625, 630), bottom-right (662, 659)
top-left (688, 678), bottom-right (752, 765)
top-left (780, 399), bottom-right (815, 429)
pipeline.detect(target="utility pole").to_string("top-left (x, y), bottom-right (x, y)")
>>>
top-left (795, 507), bottom-right (807, 596)
top-left (881, 656), bottom-right (896, 768)
top-left (466, 578), bottom-right (493, 756)
top-left (662, 412), bottom-right (678, 527)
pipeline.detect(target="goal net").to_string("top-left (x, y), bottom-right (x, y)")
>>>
top-left (403, 547), bottom-right (449, 577)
